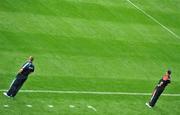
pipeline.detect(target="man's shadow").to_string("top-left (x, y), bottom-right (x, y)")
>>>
top-left (152, 106), bottom-right (167, 115)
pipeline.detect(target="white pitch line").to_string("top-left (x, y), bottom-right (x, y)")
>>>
top-left (69, 105), bottom-right (75, 108)
top-left (0, 89), bottom-right (180, 96)
top-left (26, 105), bottom-right (32, 108)
top-left (126, 0), bottom-right (180, 39)
top-left (87, 105), bottom-right (97, 112)
top-left (48, 105), bottom-right (54, 108)
top-left (4, 105), bottom-right (9, 108)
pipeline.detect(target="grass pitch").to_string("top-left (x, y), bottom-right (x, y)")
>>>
top-left (0, 0), bottom-right (180, 115)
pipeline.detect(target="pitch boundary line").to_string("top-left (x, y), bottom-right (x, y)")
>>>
top-left (126, 0), bottom-right (180, 39)
top-left (0, 89), bottom-right (180, 96)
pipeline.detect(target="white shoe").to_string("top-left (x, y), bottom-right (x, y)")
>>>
top-left (3, 92), bottom-right (11, 98)
top-left (146, 102), bottom-right (152, 108)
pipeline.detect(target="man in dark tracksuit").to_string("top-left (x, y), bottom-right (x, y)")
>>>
top-left (146, 70), bottom-right (171, 108)
top-left (3, 56), bottom-right (35, 97)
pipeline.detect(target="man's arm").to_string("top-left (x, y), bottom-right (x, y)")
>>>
top-left (158, 81), bottom-right (163, 87)
top-left (18, 62), bottom-right (29, 74)
top-left (18, 68), bottom-right (23, 74)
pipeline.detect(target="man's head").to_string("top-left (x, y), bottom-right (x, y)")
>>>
top-left (167, 70), bottom-right (171, 75)
top-left (28, 56), bottom-right (34, 62)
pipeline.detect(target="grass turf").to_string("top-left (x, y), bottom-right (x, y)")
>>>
top-left (0, 0), bottom-right (180, 114)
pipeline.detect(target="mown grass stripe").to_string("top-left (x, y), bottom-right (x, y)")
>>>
top-left (126, 0), bottom-right (180, 39)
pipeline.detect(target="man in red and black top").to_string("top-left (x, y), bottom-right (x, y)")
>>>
top-left (146, 70), bottom-right (171, 108)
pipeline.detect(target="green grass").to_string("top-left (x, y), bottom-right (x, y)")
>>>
top-left (0, 0), bottom-right (180, 114)
top-left (1, 94), bottom-right (180, 115)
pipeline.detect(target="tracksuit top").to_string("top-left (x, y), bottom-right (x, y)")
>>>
top-left (158, 75), bottom-right (171, 88)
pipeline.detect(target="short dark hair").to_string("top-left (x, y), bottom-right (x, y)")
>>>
top-left (167, 70), bottom-right (171, 75)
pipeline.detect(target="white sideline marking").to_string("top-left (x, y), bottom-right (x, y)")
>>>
top-left (0, 89), bottom-right (180, 96)
top-left (48, 105), bottom-right (54, 108)
top-left (4, 105), bottom-right (9, 108)
top-left (126, 0), bottom-right (180, 39)
top-left (87, 105), bottom-right (97, 112)
top-left (69, 105), bottom-right (75, 108)
top-left (26, 105), bottom-right (32, 108)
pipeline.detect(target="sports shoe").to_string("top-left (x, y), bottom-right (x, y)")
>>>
top-left (3, 92), bottom-right (11, 98)
top-left (146, 102), bottom-right (152, 108)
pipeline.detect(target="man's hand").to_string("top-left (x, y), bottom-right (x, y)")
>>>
top-left (18, 68), bottom-right (23, 74)
top-left (158, 81), bottom-right (163, 87)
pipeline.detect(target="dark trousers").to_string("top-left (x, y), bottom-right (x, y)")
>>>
top-left (7, 74), bottom-right (27, 97)
top-left (149, 86), bottom-right (164, 107)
